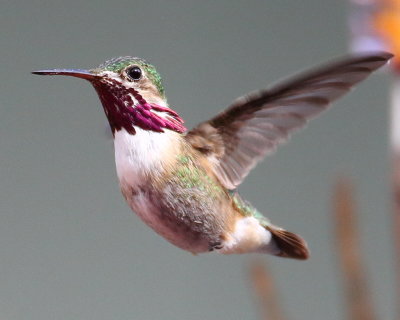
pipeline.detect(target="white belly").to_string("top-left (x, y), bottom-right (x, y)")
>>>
top-left (113, 127), bottom-right (175, 230)
top-left (112, 128), bottom-right (209, 252)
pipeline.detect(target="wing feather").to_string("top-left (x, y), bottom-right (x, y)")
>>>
top-left (186, 52), bottom-right (393, 189)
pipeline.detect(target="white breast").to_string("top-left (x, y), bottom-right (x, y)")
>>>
top-left (113, 127), bottom-right (176, 189)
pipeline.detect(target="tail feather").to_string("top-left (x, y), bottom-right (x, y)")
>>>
top-left (265, 225), bottom-right (310, 260)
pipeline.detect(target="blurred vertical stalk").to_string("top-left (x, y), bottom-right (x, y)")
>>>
top-left (249, 260), bottom-right (287, 320)
top-left (391, 76), bottom-right (400, 319)
top-left (333, 179), bottom-right (376, 320)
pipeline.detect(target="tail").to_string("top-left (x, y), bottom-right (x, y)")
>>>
top-left (265, 225), bottom-right (310, 260)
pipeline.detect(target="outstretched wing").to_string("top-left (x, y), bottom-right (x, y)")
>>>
top-left (186, 52), bottom-right (392, 190)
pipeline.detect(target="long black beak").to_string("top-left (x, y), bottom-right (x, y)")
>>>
top-left (32, 69), bottom-right (98, 81)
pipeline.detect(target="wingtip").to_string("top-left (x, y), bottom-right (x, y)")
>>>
top-left (353, 51), bottom-right (394, 65)
top-left (379, 51), bottom-right (394, 60)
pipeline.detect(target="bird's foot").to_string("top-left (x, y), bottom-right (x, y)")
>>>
top-left (208, 241), bottom-right (223, 251)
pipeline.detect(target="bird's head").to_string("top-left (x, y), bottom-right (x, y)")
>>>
top-left (33, 57), bottom-right (186, 135)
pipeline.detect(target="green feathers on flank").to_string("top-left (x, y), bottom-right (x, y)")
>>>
top-left (175, 155), bottom-right (223, 197)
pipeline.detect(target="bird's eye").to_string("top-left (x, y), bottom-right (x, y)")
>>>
top-left (126, 66), bottom-right (142, 81)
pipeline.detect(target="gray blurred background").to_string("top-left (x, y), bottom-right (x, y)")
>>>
top-left (0, 1), bottom-right (395, 319)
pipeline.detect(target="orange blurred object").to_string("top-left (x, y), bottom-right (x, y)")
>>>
top-left (374, 0), bottom-right (400, 71)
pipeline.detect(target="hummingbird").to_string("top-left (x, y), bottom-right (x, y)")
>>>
top-left (33, 52), bottom-right (392, 259)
